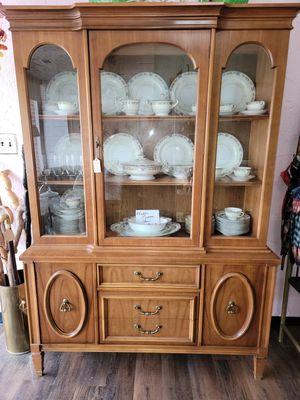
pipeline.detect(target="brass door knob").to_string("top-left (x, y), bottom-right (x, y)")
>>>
top-left (59, 298), bottom-right (72, 313)
top-left (226, 300), bottom-right (239, 315)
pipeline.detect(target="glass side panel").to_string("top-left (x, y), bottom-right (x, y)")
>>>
top-left (27, 44), bottom-right (86, 236)
top-left (213, 44), bottom-right (274, 238)
top-left (100, 43), bottom-right (198, 238)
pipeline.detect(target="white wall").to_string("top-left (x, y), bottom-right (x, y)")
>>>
top-left (0, 0), bottom-right (299, 315)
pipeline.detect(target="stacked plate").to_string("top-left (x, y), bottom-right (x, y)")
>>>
top-left (111, 217), bottom-right (181, 237)
top-left (215, 211), bottom-right (250, 236)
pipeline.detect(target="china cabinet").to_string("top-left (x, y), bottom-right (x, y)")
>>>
top-left (1, 2), bottom-right (299, 379)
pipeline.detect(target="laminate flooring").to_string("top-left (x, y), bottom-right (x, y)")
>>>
top-left (0, 323), bottom-right (299, 400)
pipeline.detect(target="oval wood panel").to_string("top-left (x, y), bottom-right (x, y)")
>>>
top-left (210, 272), bottom-right (255, 341)
top-left (43, 270), bottom-right (88, 338)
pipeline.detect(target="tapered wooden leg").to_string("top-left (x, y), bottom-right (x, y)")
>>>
top-left (32, 351), bottom-right (44, 377)
top-left (253, 356), bottom-right (267, 380)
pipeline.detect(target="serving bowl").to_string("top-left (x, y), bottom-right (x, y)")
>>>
top-left (128, 216), bottom-right (171, 234)
top-left (122, 156), bottom-right (161, 180)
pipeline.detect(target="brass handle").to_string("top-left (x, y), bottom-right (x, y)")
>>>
top-left (59, 298), bottom-right (72, 313)
top-left (133, 323), bottom-right (162, 335)
top-left (226, 300), bottom-right (238, 315)
top-left (134, 304), bottom-right (162, 316)
top-left (133, 271), bottom-right (163, 282)
top-left (19, 299), bottom-right (27, 313)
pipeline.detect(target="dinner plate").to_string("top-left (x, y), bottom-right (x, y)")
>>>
top-left (170, 71), bottom-right (197, 115)
top-left (153, 133), bottom-right (194, 169)
top-left (221, 71), bottom-right (255, 112)
top-left (110, 221), bottom-right (181, 237)
top-left (53, 134), bottom-right (82, 168)
top-left (101, 71), bottom-right (128, 115)
top-left (46, 71), bottom-right (79, 112)
top-left (104, 133), bottom-right (143, 175)
top-left (240, 109), bottom-right (267, 116)
top-left (216, 132), bottom-right (243, 177)
top-left (128, 72), bottom-right (169, 115)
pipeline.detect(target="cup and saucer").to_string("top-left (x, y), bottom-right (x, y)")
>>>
top-left (229, 166), bottom-right (255, 182)
top-left (219, 103), bottom-right (237, 116)
top-left (241, 101), bottom-right (267, 116)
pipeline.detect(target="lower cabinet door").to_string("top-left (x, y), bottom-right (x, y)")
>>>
top-left (203, 264), bottom-right (267, 347)
top-left (36, 263), bottom-right (95, 344)
top-left (99, 291), bottom-right (198, 344)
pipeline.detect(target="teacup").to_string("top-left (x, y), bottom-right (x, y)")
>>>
top-left (121, 99), bottom-right (140, 115)
top-left (246, 101), bottom-right (265, 111)
top-left (57, 101), bottom-right (77, 113)
top-left (233, 166), bottom-right (251, 178)
top-left (220, 103), bottom-right (236, 113)
top-left (164, 164), bottom-right (193, 179)
top-left (148, 99), bottom-right (178, 116)
top-left (225, 207), bottom-right (244, 221)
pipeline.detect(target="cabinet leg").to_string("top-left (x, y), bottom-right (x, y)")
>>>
top-left (32, 351), bottom-right (44, 377)
top-left (253, 356), bottom-right (267, 380)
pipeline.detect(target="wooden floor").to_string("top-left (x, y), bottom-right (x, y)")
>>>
top-left (0, 324), bottom-right (299, 400)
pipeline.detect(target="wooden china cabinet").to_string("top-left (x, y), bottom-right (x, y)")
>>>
top-left (1, 2), bottom-right (299, 379)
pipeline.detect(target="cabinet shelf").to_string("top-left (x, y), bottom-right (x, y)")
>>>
top-left (38, 180), bottom-right (83, 186)
top-left (102, 115), bottom-right (195, 122)
top-left (219, 114), bottom-right (269, 122)
top-left (39, 114), bottom-right (80, 121)
top-left (105, 175), bottom-right (192, 186)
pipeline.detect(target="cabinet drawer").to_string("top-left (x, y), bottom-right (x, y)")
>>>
top-left (98, 264), bottom-right (200, 288)
top-left (99, 292), bottom-right (198, 344)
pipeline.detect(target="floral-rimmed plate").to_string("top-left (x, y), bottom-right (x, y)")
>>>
top-left (101, 71), bottom-right (128, 115)
top-left (170, 71), bottom-right (198, 115)
top-left (46, 71), bottom-right (79, 112)
top-left (221, 71), bottom-right (255, 112)
top-left (128, 72), bottom-right (169, 115)
top-left (104, 133), bottom-right (143, 175)
top-left (153, 133), bottom-right (194, 171)
top-left (216, 132), bottom-right (243, 177)
top-left (110, 221), bottom-right (181, 237)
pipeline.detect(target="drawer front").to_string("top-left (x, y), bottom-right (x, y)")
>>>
top-left (99, 292), bottom-right (198, 344)
top-left (98, 264), bottom-right (200, 288)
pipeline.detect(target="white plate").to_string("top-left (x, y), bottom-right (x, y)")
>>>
top-left (229, 174), bottom-right (256, 182)
top-left (104, 133), bottom-right (143, 175)
top-left (46, 71), bottom-right (79, 112)
top-left (221, 71), bottom-right (255, 112)
top-left (240, 109), bottom-right (267, 116)
top-left (53, 134), bottom-right (82, 168)
top-left (153, 134), bottom-right (194, 169)
top-left (170, 71), bottom-right (198, 115)
top-left (128, 72), bottom-right (169, 115)
top-left (219, 111), bottom-right (237, 117)
top-left (101, 71), bottom-right (128, 115)
top-left (110, 221), bottom-right (181, 237)
top-left (216, 132), bottom-right (243, 177)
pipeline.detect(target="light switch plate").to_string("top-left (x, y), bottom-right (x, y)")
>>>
top-left (0, 134), bottom-right (18, 154)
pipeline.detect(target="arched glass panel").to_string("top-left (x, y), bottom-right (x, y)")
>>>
top-left (100, 43), bottom-right (198, 239)
top-left (27, 44), bottom-right (86, 236)
top-left (213, 44), bottom-right (274, 239)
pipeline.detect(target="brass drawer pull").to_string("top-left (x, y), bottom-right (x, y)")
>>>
top-left (133, 271), bottom-right (163, 282)
top-left (226, 300), bottom-right (238, 315)
top-left (134, 304), bottom-right (162, 316)
top-left (133, 323), bottom-right (162, 335)
top-left (59, 298), bottom-right (72, 313)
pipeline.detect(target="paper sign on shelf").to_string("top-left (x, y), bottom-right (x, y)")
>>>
top-left (135, 210), bottom-right (160, 225)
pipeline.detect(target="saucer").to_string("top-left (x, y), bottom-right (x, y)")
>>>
top-left (229, 174), bottom-right (255, 182)
top-left (240, 109), bottom-right (267, 116)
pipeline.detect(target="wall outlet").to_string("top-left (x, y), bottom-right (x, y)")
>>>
top-left (0, 134), bottom-right (18, 154)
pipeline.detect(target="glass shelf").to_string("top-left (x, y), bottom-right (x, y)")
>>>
top-left (105, 175), bottom-right (192, 187)
top-left (39, 114), bottom-right (80, 121)
top-left (102, 115), bottom-right (195, 122)
top-left (219, 114), bottom-right (269, 122)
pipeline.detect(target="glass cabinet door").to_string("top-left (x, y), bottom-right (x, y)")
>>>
top-left (98, 43), bottom-right (199, 240)
top-left (212, 44), bottom-right (274, 240)
top-left (27, 44), bottom-right (86, 236)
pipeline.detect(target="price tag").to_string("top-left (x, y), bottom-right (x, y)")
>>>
top-left (93, 158), bottom-right (102, 173)
top-left (135, 210), bottom-right (160, 225)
